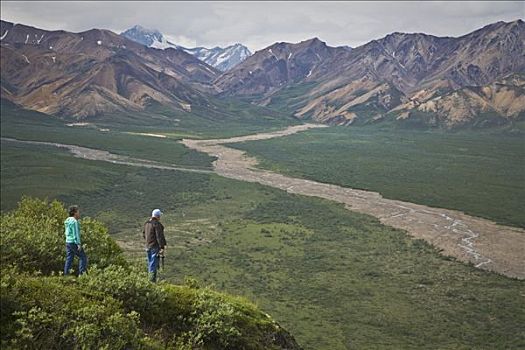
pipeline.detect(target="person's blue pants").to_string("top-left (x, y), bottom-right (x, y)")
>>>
top-left (64, 243), bottom-right (88, 276)
top-left (147, 248), bottom-right (160, 282)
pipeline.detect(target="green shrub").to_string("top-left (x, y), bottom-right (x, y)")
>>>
top-left (1, 271), bottom-right (152, 350)
top-left (182, 288), bottom-right (243, 348)
top-left (0, 197), bottom-right (126, 274)
top-left (77, 265), bottom-right (167, 326)
top-left (161, 284), bottom-right (290, 350)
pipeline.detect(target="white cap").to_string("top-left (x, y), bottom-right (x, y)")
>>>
top-left (152, 209), bottom-right (163, 218)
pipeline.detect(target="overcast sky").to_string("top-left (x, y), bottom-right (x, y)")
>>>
top-left (1, 1), bottom-right (523, 51)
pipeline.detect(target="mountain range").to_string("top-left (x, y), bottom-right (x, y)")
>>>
top-left (216, 20), bottom-right (524, 127)
top-left (0, 20), bottom-right (221, 118)
top-left (120, 25), bottom-right (252, 71)
top-left (1, 19), bottom-right (524, 127)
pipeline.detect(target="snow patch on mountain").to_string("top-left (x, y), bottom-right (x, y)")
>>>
top-left (22, 54), bottom-right (30, 64)
top-left (150, 35), bottom-right (178, 50)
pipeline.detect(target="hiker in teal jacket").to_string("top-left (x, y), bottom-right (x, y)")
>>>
top-left (64, 205), bottom-right (87, 275)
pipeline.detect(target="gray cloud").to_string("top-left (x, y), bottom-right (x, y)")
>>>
top-left (1, 1), bottom-right (523, 51)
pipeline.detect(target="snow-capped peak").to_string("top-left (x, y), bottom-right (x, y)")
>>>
top-left (121, 25), bottom-right (251, 71)
top-left (184, 43), bottom-right (252, 71)
top-left (120, 25), bottom-right (178, 50)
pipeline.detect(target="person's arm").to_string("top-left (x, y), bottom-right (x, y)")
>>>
top-left (65, 221), bottom-right (72, 242)
top-left (75, 220), bottom-right (83, 250)
top-left (155, 223), bottom-right (167, 249)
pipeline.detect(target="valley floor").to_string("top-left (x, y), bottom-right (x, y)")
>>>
top-left (4, 123), bottom-right (522, 277)
top-left (182, 125), bottom-right (525, 278)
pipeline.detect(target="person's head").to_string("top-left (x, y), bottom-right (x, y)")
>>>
top-left (69, 205), bottom-right (80, 219)
top-left (152, 209), bottom-right (163, 219)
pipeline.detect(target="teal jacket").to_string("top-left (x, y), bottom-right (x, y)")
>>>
top-left (64, 217), bottom-right (81, 245)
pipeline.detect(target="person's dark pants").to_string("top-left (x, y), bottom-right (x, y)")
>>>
top-left (64, 243), bottom-right (88, 276)
top-left (147, 247), bottom-right (160, 282)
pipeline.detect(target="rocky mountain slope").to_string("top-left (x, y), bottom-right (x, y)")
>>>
top-left (214, 38), bottom-right (349, 96)
top-left (121, 25), bottom-right (251, 71)
top-left (1, 19), bottom-right (523, 127)
top-left (390, 73), bottom-right (525, 127)
top-left (216, 20), bottom-right (525, 127)
top-left (0, 20), bottom-right (220, 118)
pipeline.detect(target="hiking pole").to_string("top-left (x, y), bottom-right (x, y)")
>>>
top-left (156, 251), bottom-right (165, 282)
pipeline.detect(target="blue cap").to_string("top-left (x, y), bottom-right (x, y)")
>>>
top-left (152, 209), bottom-right (163, 218)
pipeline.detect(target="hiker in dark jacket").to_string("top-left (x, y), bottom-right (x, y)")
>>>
top-left (143, 209), bottom-right (167, 282)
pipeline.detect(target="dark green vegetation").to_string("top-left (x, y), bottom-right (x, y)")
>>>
top-left (231, 125), bottom-right (525, 227)
top-left (169, 194), bottom-right (525, 350)
top-left (0, 99), bottom-right (298, 177)
top-left (0, 101), bottom-right (215, 169)
top-left (0, 140), bottom-right (212, 232)
top-left (3, 139), bottom-right (523, 349)
top-left (0, 198), bottom-right (299, 349)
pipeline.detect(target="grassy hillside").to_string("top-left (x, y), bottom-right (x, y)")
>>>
top-left (230, 125), bottom-right (525, 228)
top-left (2, 141), bottom-right (524, 349)
top-left (142, 98), bottom-right (301, 138)
top-left (264, 82), bottom-right (320, 115)
top-left (1, 97), bottom-right (299, 140)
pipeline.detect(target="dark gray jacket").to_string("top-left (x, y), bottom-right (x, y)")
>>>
top-left (143, 218), bottom-right (166, 250)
